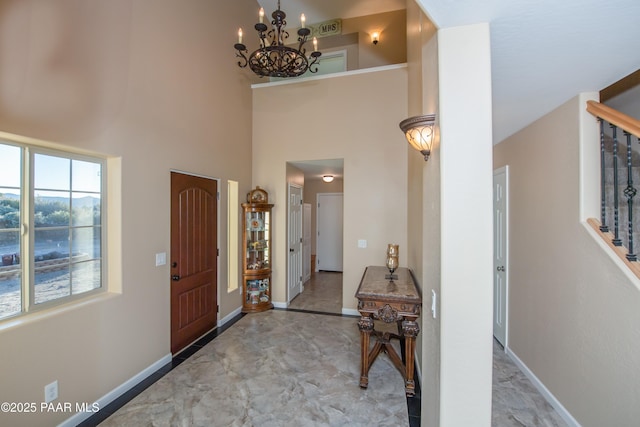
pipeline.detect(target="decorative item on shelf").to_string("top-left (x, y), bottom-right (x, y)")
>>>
top-left (385, 244), bottom-right (399, 280)
top-left (399, 114), bottom-right (437, 161)
top-left (233, 0), bottom-right (322, 78)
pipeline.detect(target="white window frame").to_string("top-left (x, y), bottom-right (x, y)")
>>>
top-left (0, 139), bottom-right (107, 321)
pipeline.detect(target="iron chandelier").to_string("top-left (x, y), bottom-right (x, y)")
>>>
top-left (234, 1), bottom-right (322, 78)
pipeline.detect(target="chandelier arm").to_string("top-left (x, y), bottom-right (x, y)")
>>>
top-left (307, 51), bottom-right (321, 73)
top-left (234, 43), bottom-right (248, 68)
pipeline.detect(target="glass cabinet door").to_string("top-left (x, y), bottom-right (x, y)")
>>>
top-left (245, 210), bottom-right (270, 271)
top-left (245, 277), bottom-right (270, 305)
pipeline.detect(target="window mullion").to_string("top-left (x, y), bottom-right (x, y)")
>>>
top-left (22, 147), bottom-right (33, 313)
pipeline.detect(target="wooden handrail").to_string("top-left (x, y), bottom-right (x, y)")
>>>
top-left (586, 100), bottom-right (640, 139)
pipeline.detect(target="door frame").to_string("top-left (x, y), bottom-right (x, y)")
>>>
top-left (493, 165), bottom-right (509, 348)
top-left (170, 169), bottom-right (221, 350)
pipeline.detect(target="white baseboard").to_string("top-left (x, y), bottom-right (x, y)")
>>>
top-left (272, 301), bottom-right (287, 309)
top-left (505, 347), bottom-right (581, 427)
top-left (341, 308), bottom-right (359, 316)
top-left (219, 306), bottom-right (242, 326)
top-left (59, 353), bottom-right (172, 427)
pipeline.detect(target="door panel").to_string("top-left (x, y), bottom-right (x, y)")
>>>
top-left (493, 167), bottom-right (508, 346)
top-left (317, 193), bottom-right (343, 272)
top-left (171, 172), bottom-right (217, 354)
top-left (288, 184), bottom-right (302, 302)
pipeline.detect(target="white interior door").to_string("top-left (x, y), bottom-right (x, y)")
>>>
top-left (316, 193), bottom-right (343, 272)
top-left (288, 184), bottom-right (303, 302)
top-left (303, 203), bottom-right (311, 283)
top-left (493, 166), bottom-right (509, 346)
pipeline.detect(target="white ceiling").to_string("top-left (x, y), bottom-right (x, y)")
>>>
top-left (257, 0), bottom-right (640, 145)
top-left (288, 159), bottom-right (344, 181)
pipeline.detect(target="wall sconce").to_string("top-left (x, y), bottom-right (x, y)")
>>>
top-left (371, 32), bottom-right (380, 45)
top-left (399, 114), bottom-right (436, 161)
top-left (322, 175), bottom-right (334, 183)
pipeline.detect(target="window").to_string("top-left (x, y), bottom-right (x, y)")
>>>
top-left (0, 141), bottom-right (105, 321)
top-left (227, 180), bottom-right (239, 292)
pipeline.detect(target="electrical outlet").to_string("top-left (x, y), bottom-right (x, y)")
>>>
top-left (44, 380), bottom-right (58, 403)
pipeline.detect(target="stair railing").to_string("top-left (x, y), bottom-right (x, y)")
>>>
top-left (586, 100), bottom-right (640, 267)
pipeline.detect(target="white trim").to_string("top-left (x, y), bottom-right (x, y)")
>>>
top-left (341, 307), bottom-right (359, 316)
top-left (219, 306), bottom-right (242, 327)
top-left (273, 301), bottom-right (288, 309)
top-left (505, 346), bottom-right (582, 427)
top-left (58, 353), bottom-right (172, 427)
top-left (251, 63), bottom-right (407, 89)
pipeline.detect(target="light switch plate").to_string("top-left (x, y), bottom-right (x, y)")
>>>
top-left (155, 252), bottom-right (167, 266)
top-left (357, 239), bottom-right (367, 248)
top-left (431, 289), bottom-right (437, 319)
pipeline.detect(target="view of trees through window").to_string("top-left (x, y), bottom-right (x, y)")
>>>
top-left (0, 143), bottom-right (104, 320)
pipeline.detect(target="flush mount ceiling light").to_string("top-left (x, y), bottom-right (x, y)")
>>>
top-left (234, 0), bottom-right (322, 78)
top-left (322, 175), bottom-right (334, 183)
top-left (399, 114), bottom-right (436, 161)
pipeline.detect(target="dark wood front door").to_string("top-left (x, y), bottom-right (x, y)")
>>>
top-left (170, 172), bottom-right (217, 354)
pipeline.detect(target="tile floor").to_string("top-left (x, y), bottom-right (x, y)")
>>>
top-left (81, 271), bottom-right (569, 426)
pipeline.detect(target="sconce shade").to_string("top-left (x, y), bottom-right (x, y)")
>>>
top-left (322, 175), bottom-right (334, 183)
top-left (399, 114), bottom-right (436, 161)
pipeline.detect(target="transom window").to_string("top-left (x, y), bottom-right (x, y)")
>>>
top-left (0, 141), bottom-right (105, 321)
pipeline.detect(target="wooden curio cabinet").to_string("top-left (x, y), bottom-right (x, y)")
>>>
top-left (241, 186), bottom-right (274, 313)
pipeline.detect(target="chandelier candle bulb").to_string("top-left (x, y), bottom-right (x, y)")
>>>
top-left (301, 13), bottom-right (306, 28)
top-left (313, 37), bottom-right (318, 52)
top-left (259, 8), bottom-right (264, 23)
top-left (238, 28), bottom-right (243, 44)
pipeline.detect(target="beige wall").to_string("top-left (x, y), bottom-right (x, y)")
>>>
top-left (406, 1), bottom-right (439, 425)
top-left (0, 1), bottom-right (258, 425)
top-left (340, 9), bottom-right (407, 69)
top-left (494, 94), bottom-right (640, 426)
top-left (252, 67), bottom-right (408, 309)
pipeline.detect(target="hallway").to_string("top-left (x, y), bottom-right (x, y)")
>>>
top-left (288, 271), bottom-right (343, 314)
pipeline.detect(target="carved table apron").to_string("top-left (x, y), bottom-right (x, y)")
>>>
top-left (355, 266), bottom-right (421, 396)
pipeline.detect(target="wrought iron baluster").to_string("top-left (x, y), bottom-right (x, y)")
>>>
top-left (599, 119), bottom-right (609, 232)
top-left (612, 125), bottom-right (622, 246)
top-left (623, 131), bottom-right (637, 260)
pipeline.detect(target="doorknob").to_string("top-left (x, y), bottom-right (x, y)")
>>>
top-left (289, 248), bottom-right (294, 252)
top-left (496, 266), bottom-right (505, 272)
top-left (172, 275), bottom-right (180, 281)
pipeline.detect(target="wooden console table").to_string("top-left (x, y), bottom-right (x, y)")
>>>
top-left (355, 266), bottom-right (421, 396)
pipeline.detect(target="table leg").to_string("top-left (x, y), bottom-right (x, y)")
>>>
top-left (358, 315), bottom-right (374, 388)
top-left (402, 319), bottom-right (420, 396)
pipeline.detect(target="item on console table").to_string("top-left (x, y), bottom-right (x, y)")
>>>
top-left (385, 244), bottom-right (399, 280)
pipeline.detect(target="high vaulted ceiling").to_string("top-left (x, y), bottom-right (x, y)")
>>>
top-left (257, 0), bottom-right (640, 144)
